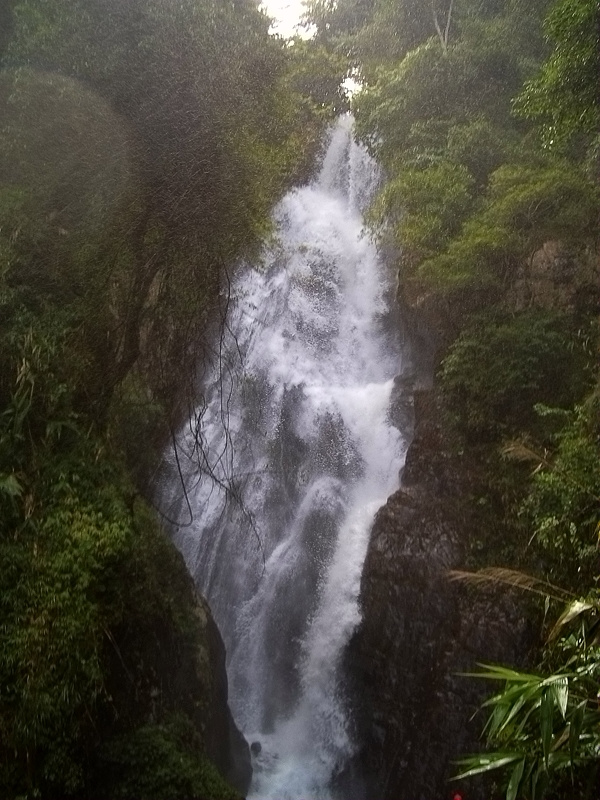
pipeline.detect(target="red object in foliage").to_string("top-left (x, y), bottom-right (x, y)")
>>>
top-left (453, 794), bottom-right (463, 800)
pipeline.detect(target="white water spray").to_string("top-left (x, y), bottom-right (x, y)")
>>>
top-left (161, 116), bottom-right (411, 799)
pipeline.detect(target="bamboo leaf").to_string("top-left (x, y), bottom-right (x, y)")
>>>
top-left (497, 693), bottom-right (528, 736)
top-left (551, 724), bottom-right (570, 751)
top-left (506, 758), bottom-right (525, 800)
top-left (502, 439), bottom-right (550, 469)
top-left (454, 753), bottom-right (521, 780)
top-left (541, 690), bottom-right (553, 767)
top-left (449, 568), bottom-right (572, 601)
top-left (486, 701), bottom-right (511, 737)
top-left (515, 699), bottom-right (544, 738)
top-left (569, 701), bottom-right (586, 765)
top-left (466, 662), bottom-right (543, 682)
top-left (551, 677), bottom-right (568, 719)
top-left (532, 763), bottom-right (549, 800)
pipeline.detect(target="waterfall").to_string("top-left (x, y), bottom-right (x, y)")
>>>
top-left (161, 116), bottom-right (411, 799)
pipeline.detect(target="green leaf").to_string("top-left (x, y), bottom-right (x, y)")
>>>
top-left (485, 700), bottom-right (511, 737)
top-left (541, 690), bottom-right (553, 767)
top-left (532, 764), bottom-right (550, 800)
top-left (454, 753), bottom-right (521, 780)
top-left (533, 764), bottom-right (549, 800)
top-left (551, 724), bottom-right (570, 752)
top-left (469, 662), bottom-right (542, 682)
top-left (551, 677), bottom-right (568, 719)
top-left (0, 473), bottom-right (23, 497)
top-left (569, 700), bottom-right (586, 765)
top-left (506, 758), bottom-right (525, 800)
top-left (496, 693), bottom-right (527, 736)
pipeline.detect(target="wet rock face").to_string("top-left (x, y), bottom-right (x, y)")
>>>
top-left (346, 390), bottom-right (531, 800)
top-left (187, 593), bottom-right (252, 795)
top-left (101, 548), bottom-right (251, 797)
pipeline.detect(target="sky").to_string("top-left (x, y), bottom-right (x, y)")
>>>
top-left (260, 0), bottom-right (309, 38)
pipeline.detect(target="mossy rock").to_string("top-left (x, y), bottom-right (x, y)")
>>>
top-left (95, 717), bottom-right (241, 800)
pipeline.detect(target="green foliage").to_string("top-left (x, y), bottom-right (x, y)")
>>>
top-left (347, 0), bottom-right (600, 318)
top-left (0, 68), bottom-right (142, 411)
top-left (483, 163), bottom-right (599, 246)
top-left (0, 434), bottom-right (233, 797)
top-left (0, 69), bottom-right (134, 244)
top-left (523, 395), bottom-right (600, 585)
top-left (0, 0), bottom-right (333, 433)
top-left (439, 312), bottom-right (591, 440)
top-left (373, 161), bottom-right (474, 264)
top-left (417, 160), bottom-right (598, 295)
top-left (348, 0), bottom-right (580, 307)
top-left (323, 0), bottom-right (600, 796)
top-left (0, 1), bottom-right (341, 796)
top-left (456, 591), bottom-right (600, 799)
top-left (97, 717), bottom-right (240, 800)
top-left (353, 41), bottom-right (456, 163)
top-left (454, 387), bottom-right (600, 799)
top-left (308, 0), bottom-right (459, 72)
top-left (446, 117), bottom-right (515, 186)
top-left (283, 38), bottom-right (350, 119)
top-left (3, 0), bottom-right (315, 245)
top-left (353, 20), bottom-right (531, 168)
top-left (306, 0), bottom-right (377, 45)
top-left (0, 458), bottom-right (132, 795)
top-left (514, 0), bottom-right (600, 150)
top-left (0, 259), bottom-right (237, 800)
top-left (0, 312), bottom-right (84, 480)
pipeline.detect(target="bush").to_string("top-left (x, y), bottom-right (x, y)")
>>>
top-left (523, 393), bottom-right (600, 585)
top-left (0, 464), bottom-right (134, 796)
top-left (439, 311), bottom-right (592, 440)
top-left (375, 161), bottom-right (475, 264)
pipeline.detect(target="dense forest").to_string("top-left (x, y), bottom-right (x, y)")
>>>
top-left (0, 0), bottom-right (598, 798)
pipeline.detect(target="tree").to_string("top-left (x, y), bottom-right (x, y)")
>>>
top-left (514, 0), bottom-right (600, 151)
top-left (439, 312), bottom-right (591, 439)
top-left (306, 0), bottom-right (456, 72)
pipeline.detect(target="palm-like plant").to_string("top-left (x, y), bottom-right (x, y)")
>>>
top-left (452, 570), bottom-right (600, 800)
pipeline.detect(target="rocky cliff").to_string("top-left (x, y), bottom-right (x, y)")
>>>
top-left (196, 593), bottom-right (253, 793)
top-left (93, 527), bottom-right (252, 799)
top-left (346, 390), bottom-right (532, 800)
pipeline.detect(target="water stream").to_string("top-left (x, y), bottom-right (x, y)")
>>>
top-left (161, 116), bottom-right (411, 799)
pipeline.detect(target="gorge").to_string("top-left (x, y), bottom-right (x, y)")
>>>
top-left (1, 0), bottom-right (597, 797)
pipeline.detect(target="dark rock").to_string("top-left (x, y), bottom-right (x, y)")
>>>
top-left (189, 593), bottom-right (252, 795)
top-left (345, 390), bottom-right (532, 800)
top-left (97, 532), bottom-right (251, 797)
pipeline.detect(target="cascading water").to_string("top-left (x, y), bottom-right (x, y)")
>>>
top-left (161, 116), bottom-right (412, 799)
